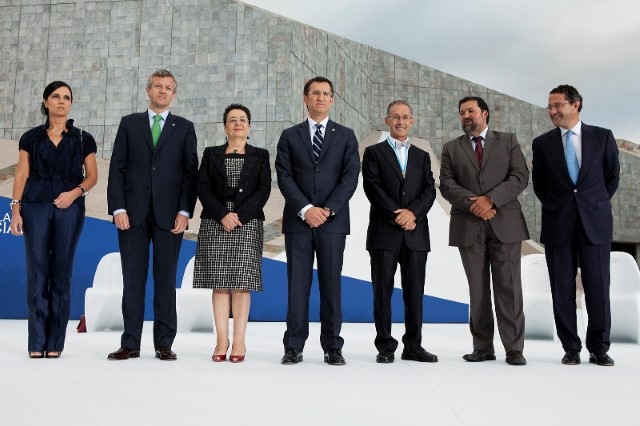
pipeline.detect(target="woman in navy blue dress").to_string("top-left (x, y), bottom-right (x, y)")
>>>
top-left (10, 81), bottom-right (98, 358)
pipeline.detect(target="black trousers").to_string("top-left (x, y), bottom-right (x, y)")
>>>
top-left (369, 242), bottom-right (428, 353)
top-left (545, 214), bottom-right (611, 353)
top-left (118, 207), bottom-right (183, 350)
top-left (22, 201), bottom-right (84, 352)
top-left (283, 229), bottom-right (346, 352)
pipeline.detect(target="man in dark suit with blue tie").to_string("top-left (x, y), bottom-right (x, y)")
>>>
top-left (362, 100), bottom-right (437, 364)
top-left (276, 76), bottom-right (360, 365)
top-left (106, 69), bottom-right (198, 361)
top-left (532, 84), bottom-right (620, 366)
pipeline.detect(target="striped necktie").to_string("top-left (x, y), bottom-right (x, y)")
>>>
top-left (312, 123), bottom-right (324, 162)
top-left (472, 136), bottom-right (483, 168)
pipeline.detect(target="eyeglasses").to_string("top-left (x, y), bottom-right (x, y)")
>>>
top-left (547, 102), bottom-right (571, 111)
top-left (227, 117), bottom-right (249, 125)
top-left (387, 114), bottom-right (413, 122)
top-left (308, 90), bottom-right (333, 98)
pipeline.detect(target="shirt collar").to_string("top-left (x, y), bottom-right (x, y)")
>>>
top-left (560, 120), bottom-right (582, 137)
top-left (468, 127), bottom-right (489, 142)
top-left (148, 109), bottom-right (170, 122)
top-left (308, 116), bottom-right (329, 132)
top-left (388, 135), bottom-right (410, 148)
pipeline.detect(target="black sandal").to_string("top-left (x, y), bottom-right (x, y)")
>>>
top-left (29, 352), bottom-right (45, 358)
top-left (45, 351), bottom-right (61, 358)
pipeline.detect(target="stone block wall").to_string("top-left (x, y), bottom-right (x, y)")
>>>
top-left (1, 0), bottom-right (637, 252)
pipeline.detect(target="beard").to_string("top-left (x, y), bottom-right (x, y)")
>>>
top-left (462, 120), bottom-right (476, 135)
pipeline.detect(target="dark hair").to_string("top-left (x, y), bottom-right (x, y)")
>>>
top-left (549, 84), bottom-right (583, 112)
top-left (223, 103), bottom-right (251, 124)
top-left (386, 100), bottom-right (413, 116)
top-left (458, 96), bottom-right (490, 124)
top-left (146, 69), bottom-right (178, 93)
top-left (41, 81), bottom-right (73, 116)
top-left (303, 76), bottom-right (334, 96)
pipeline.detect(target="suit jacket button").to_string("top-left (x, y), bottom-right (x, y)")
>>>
top-left (574, 189), bottom-right (577, 193)
top-left (152, 166), bottom-right (156, 171)
top-left (238, 188), bottom-right (243, 193)
top-left (402, 192), bottom-right (407, 195)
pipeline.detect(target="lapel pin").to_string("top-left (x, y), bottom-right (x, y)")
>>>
top-left (332, 128), bottom-right (335, 132)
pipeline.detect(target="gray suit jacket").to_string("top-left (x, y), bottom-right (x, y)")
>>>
top-left (439, 130), bottom-right (529, 246)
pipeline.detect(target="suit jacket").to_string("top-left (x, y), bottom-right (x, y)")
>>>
top-left (197, 143), bottom-right (271, 224)
top-left (440, 130), bottom-right (530, 247)
top-left (107, 111), bottom-right (199, 230)
top-left (275, 119), bottom-right (360, 234)
top-left (362, 140), bottom-right (436, 251)
top-left (532, 123), bottom-right (620, 246)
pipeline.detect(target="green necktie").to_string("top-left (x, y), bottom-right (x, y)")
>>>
top-left (151, 114), bottom-right (162, 147)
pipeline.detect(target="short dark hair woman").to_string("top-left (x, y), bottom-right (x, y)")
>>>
top-left (193, 103), bottom-right (271, 362)
top-left (10, 81), bottom-right (98, 358)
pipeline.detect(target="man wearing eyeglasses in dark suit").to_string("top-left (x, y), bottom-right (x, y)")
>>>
top-left (275, 76), bottom-right (360, 366)
top-left (532, 84), bottom-right (620, 366)
top-left (362, 100), bottom-right (437, 364)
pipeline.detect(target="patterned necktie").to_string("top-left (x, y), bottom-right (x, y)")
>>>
top-left (472, 136), bottom-right (483, 168)
top-left (564, 130), bottom-right (579, 184)
top-left (312, 123), bottom-right (324, 162)
top-left (151, 114), bottom-right (162, 147)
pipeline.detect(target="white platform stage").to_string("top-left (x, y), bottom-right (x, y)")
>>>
top-left (2, 320), bottom-right (639, 426)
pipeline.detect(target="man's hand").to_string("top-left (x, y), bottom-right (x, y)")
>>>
top-left (394, 208), bottom-right (416, 230)
top-left (469, 196), bottom-right (494, 217)
top-left (220, 212), bottom-right (242, 232)
top-left (479, 208), bottom-right (497, 221)
top-left (304, 206), bottom-right (329, 228)
top-left (171, 214), bottom-right (189, 234)
top-left (114, 212), bottom-right (130, 231)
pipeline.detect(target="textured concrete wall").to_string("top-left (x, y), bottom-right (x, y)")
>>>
top-left (1, 0), bottom-right (637, 251)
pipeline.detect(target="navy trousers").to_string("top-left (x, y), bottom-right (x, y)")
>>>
top-left (283, 229), bottom-right (346, 352)
top-left (21, 201), bottom-right (85, 352)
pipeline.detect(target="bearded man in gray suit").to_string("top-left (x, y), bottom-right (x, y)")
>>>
top-left (440, 96), bottom-right (529, 366)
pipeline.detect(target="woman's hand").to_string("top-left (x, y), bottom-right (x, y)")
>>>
top-left (10, 211), bottom-right (23, 236)
top-left (53, 188), bottom-right (81, 209)
top-left (220, 212), bottom-right (242, 232)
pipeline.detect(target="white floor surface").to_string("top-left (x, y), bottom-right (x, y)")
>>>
top-left (2, 320), bottom-right (639, 426)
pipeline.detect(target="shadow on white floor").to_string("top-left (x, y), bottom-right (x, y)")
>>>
top-left (2, 320), bottom-right (639, 426)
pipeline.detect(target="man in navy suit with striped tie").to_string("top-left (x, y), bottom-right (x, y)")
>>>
top-left (532, 84), bottom-right (620, 366)
top-left (275, 76), bottom-right (360, 365)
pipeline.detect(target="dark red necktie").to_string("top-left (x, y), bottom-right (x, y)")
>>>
top-left (473, 136), bottom-right (483, 168)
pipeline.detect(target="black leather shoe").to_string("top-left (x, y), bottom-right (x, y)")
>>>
top-left (376, 352), bottom-right (395, 363)
top-left (589, 351), bottom-right (614, 366)
top-left (155, 347), bottom-right (177, 361)
top-left (107, 347), bottom-right (140, 360)
top-left (505, 350), bottom-right (527, 365)
top-left (401, 347), bottom-right (438, 363)
top-left (462, 350), bottom-right (496, 362)
top-left (324, 349), bottom-right (346, 365)
top-left (281, 348), bottom-right (303, 364)
top-left (561, 351), bottom-right (581, 365)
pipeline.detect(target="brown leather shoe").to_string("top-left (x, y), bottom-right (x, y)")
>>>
top-left (108, 347), bottom-right (140, 360)
top-left (155, 347), bottom-right (177, 361)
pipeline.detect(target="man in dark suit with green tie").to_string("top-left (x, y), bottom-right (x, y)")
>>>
top-left (107, 69), bottom-right (198, 361)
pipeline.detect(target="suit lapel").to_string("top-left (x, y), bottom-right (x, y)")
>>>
top-left (481, 131), bottom-right (498, 169)
top-left (381, 140), bottom-right (405, 181)
top-left (296, 120), bottom-right (315, 164)
top-left (577, 123), bottom-right (592, 184)
top-left (549, 127), bottom-right (573, 183)
top-left (459, 136), bottom-right (479, 171)
top-left (137, 112), bottom-right (154, 151)
top-left (317, 120), bottom-right (336, 164)
top-left (238, 144), bottom-right (259, 187)
top-left (155, 112), bottom-right (177, 150)
top-left (211, 145), bottom-right (227, 180)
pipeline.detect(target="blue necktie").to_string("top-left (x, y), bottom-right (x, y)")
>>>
top-left (564, 130), bottom-right (579, 184)
top-left (312, 123), bottom-right (324, 162)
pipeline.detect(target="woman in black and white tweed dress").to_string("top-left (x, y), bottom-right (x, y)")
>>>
top-left (194, 104), bottom-right (271, 362)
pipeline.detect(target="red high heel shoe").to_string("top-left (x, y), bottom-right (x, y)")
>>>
top-left (212, 339), bottom-right (229, 362)
top-left (229, 354), bottom-right (245, 363)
